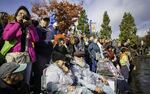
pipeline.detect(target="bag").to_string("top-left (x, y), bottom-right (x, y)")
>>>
top-left (0, 40), bottom-right (17, 64)
top-left (0, 40), bottom-right (17, 56)
top-left (5, 52), bottom-right (30, 63)
top-left (96, 52), bottom-right (101, 60)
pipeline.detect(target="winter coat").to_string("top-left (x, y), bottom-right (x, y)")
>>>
top-left (45, 63), bottom-right (92, 94)
top-left (35, 26), bottom-right (53, 57)
top-left (2, 21), bottom-right (39, 62)
top-left (46, 64), bottom-right (73, 93)
top-left (71, 63), bottom-right (103, 90)
top-left (71, 63), bottom-right (115, 94)
top-left (0, 78), bottom-right (29, 94)
top-left (88, 42), bottom-right (100, 59)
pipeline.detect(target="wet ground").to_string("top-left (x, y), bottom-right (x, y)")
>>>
top-left (131, 56), bottom-right (150, 94)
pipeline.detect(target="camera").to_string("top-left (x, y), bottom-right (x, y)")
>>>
top-left (23, 15), bottom-right (30, 20)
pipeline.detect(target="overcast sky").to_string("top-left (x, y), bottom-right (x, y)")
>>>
top-left (76, 0), bottom-right (150, 38)
top-left (0, 0), bottom-right (150, 38)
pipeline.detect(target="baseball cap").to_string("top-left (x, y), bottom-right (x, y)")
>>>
top-left (0, 63), bottom-right (27, 78)
top-left (13, 63), bottom-right (27, 73)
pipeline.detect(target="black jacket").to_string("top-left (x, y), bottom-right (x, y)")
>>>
top-left (35, 26), bottom-right (53, 56)
top-left (0, 79), bottom-right (29, 94)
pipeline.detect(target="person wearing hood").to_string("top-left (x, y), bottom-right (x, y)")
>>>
top-left (71, 54), bottom-right (115, 94)
top-left (2, 6), bottom-right (39, 85)
top-left (0, 63), bottom-right (29, 94)
top-left (45, 51), bottom-right (93, 94)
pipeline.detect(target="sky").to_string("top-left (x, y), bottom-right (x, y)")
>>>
top-left (0, 0), bottom-right (150, 39)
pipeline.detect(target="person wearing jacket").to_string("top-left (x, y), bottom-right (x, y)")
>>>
top-left (0, 12), bottom-right (9, 64)
top-left (120, 47), bottom-right (130, 82)
top-left (71, 55), bottom-right (115, 94)
top-left (33, 17), bottom-right (53, 94)
top-left (88, 36), bottom-right (100, 72)
top-left (0, 63), bottom-right (29, 94)
top-left (0, 12), bottom-right (8, 49)
top-left (2, 6), bottom-right (39, 85)
top-left (45, 51), bottom-right (93, 94)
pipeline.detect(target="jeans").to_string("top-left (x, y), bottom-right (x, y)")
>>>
top-left (24, 63), bottom-right (32, 85)
top-left (91, 58), bottom-right (97, 73)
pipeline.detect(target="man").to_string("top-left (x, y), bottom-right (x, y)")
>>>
top-left (45, 51), bottom-right (93, 94)
top-left (35, 17), bottom-right (53, 64)
top-left (0, 63), bottom-right (29, 94)
top-left (33, 17), bottom-right (53, 94)
top-left (88, 35), bottom-right (100, 72)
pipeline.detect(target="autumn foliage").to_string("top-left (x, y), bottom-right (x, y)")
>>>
top-left (32, 0), bottom-right (83, 33)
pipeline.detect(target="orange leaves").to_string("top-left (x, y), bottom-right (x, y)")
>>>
top-left (32, 0), bottom-right (83, 33)
top-left (32, 4), bottom-right (48, 17)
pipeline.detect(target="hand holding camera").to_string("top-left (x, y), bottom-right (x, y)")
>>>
top-left (22, 15), bottom-right (31, 27)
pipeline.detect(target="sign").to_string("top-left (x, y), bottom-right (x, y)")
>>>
top-left (91, 22), bottom-right (96, 32)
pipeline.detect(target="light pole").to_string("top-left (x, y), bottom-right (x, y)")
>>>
top-left (89, 20), bottom-right (92, 34)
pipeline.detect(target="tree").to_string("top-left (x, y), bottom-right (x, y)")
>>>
top-left (77, 9), bottom-right (89, 34)
top-left (32, 0), bottom-right (82, 33)
top-left (100, 11), bottom-right (112, 39)
top-left (144, 30), bottom-right (150, 48)
top-left (7, 15), bottom-right (14, 22)
top-left (119, 12), bottom-right (137, 45)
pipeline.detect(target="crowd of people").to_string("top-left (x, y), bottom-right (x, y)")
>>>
top-left (0, 6), bottom-right (135, 94)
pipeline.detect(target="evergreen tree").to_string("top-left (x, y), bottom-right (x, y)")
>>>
top-left (77, 10), bottom-right (90, 34)
top-left (119, 12), bottom-right (137, 45)
top-left (144, 31), bottom-right (150, 48)
top-left (100, 11), bottom-right (112, 39)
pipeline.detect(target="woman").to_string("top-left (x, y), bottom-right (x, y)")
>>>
top-left (120, 47), bottom-right (130, 82)
top-left (2, 6), bottom-right (39, 84)
top-left (106, 46), bottom-right (117, 66)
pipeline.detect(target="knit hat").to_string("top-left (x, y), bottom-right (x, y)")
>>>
top-left (51, 51), bottom-right (66, 62)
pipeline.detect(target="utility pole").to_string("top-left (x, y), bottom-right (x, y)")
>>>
top-left (89, 20), bottom-right (92, 34)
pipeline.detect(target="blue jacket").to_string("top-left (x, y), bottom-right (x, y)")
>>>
top-left (88, 42), bottom-right (100, 59)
